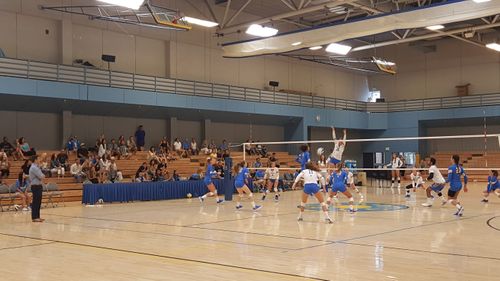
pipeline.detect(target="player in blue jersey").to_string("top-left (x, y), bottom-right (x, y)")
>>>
top-left (481, 170), bottom-right (500, 203)
top-left (233, 161), bottom-right (261, 211)
top-left (327, 163), bottom-right (355, 212)
top-left (296, 144), bottom-right (310, 171)
top-left (446, 155), bottom-right (468, 216)
top-left (199, 157), bottom-right (224, 204)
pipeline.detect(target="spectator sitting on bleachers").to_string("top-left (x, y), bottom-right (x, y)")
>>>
top-left (158, 158), bottom-right (168, 170)
top-left (255, 140), bottom-right (268, 157)
top-left (135, 162), bottom-right (147, 182)
top-left (189, 168), bottom-right (203, 181)
top-left (182, 139), bottom-right (190, 157)
top-left (50, 153), bottom-right (65, 178)
top-left (98, 138), bottom-right (107, 158)
top-left (18, 137), bottom-right (36, 157)
top-left (209, 140), bottom-right (217, 153)
top-left (70, 159), bottom-right (84, 183)
top-left (200, 140), bottom-right (210, 155)
top-left (173, 138), bottom-right (183, 157)
top-left (15, 172), bottom-right (31, 211)
top-left (21, 159), bottom-right (31, 176)
top-left (159, 137), bottom-right (171, 155)
top-left (98, 156), bottom-right (111, 183)
top-left (108, 157), bottom-right (122, 182)
top-left (220, 139), bottom-right (228, 151)
top-left (135, 171), bottom-right (147, 182)
top-left (77, 143), bottom-right (89, 160)
top-left (190, 138), bottom-right (198, 155)
top-left (215, 160), bottom-right (225, 178)
top-left (109, 139), bottom-right (120, 157)
top-left (57, 149), bottom-right (70, 170)
top-left (127, 136), bottom-right (137, 155)
top-left (269, 152), bottom-right (278, 163)
top-left (0, 137), bottom-right (15, 158)
top-left (282, 171), bottom-right (295, 190)
top-left (245, 139), bottom-right (253, 155)
top-left (148, 146), bottom-right (160, 163)
top-left (39, 153), bottom-right (51, 177)
top-left (172, 170), bottom-right (180, 181)
top-left (66, 136), bottom-right (80, 154)
top-left (0, 153), bottom-right (9, 184)
top-left (118, 135), bottom-right (129, 159)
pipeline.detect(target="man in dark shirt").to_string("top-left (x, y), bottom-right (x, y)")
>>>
top-left (0, 137), bottom-right (14, 155)
top-left (135, 125), bottom-right (146, 151)
top-left (135, 162), bottom-right (147, 178)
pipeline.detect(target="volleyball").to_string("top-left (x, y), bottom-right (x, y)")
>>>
top-left (317, 147), bottom-right (324, 156)
top-left (187, 193), bottom-right (192, 198)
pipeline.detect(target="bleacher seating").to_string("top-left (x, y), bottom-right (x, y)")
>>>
top-left (0, 150), bottom-right (301, 205)
top-left (429, 151), bottom-right (500, 182)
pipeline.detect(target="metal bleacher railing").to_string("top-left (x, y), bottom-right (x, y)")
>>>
top-left (1, 57), bottom-right (500, 113)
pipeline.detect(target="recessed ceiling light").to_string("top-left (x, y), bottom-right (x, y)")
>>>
top-left (426, 25), bottom-right (444, 30)
top-left (291, 41), bottom-right (302, 46)
top-left (472, 0), bottom-right (491, 3)
top-left (325, 43), bottom-right (352, 55)
top-left (98, 0), bottom-right (144, 10)
top-left (486, 43), bottom-right (500, 52)
top-left (309, 46), bottom-right (323, 50)
top-left (182, 17), bottom-right (218, 28)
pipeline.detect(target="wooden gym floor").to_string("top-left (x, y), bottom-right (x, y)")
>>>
top-left (0, 182), bottom-right (499, 281)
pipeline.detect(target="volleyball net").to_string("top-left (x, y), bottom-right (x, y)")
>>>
top-left (239, 133), bottom-right (500, 173)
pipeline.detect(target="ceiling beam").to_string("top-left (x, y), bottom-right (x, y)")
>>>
top-left (279, 18), bottom-right (311, 28)
top-left (204, 0), bottom-right (219, 24)
top-left (221, 0), bottom-right (232, 28)
top-left (352, 21), bottom-right (500, 52)
top-left (280, 0), bottom-right (297, 11)
top-left (298, 0), bottom-right (306, 9)
top-left (348, 2), bottom-right (384, 14)
top-left (218, 0), bottom-right (355, 33)
top-left (225, 0), bottom-right (253, 26)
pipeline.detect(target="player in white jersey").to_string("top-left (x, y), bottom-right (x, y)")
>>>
top-left (422, 157), bottom-right (447, 207)
top-left (292, 162), bottom-right (333, 224)
top-left (345, 167), bottom-right (364, 203)
top-left (389, 153), bottom-right (403, 188)
top-left (262, 161), bottom-right (280, 201)
top-left (404, 168), bottom-right (424, 198)
top-left (328, 127), bottom-right (347, 167)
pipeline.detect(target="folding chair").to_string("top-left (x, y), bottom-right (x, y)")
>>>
top-left (43, 183), bottom-right (65, 208)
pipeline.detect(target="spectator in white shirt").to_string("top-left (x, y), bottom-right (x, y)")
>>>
top-left (70, 159), bottom-right (84, 183)
top-left (190, 138), bottom-right (198, 155)
top-left (173, 138), bottom-right (183, 156)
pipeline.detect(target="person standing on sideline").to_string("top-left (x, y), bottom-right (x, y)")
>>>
top-left (135, 125), bottom-right (146, 151)
top-left (29, 155), bottom-right (45, 222)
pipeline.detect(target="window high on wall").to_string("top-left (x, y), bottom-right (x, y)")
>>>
top-left (368, 90), bottom-right (381, 102)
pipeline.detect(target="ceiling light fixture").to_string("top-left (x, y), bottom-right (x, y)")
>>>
top-left (472, 0), bottom-right (491, 3)
top-left (291, 41), bottom-right (302, 46)
top-left (246, 24), bottom-right (278, 37)
top-left (325, 43), bottom-right (352, 55)
top-left (309, 46), bottom-right (323, 50)
top-left (182, 17), bottom-right (218, 27)
top-left (486, 43), bottom-right (500, 52)
top-left (426, 25), bottom-right (445, 30)
top-left (98, 0), bottom-right (145, 10)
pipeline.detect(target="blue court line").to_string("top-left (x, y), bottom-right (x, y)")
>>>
top-left (0, 232), bottom-right (328, 281)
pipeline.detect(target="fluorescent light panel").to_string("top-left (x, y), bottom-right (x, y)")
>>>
top-left (472, 0), bottom-right (491, 3)
top-left (426, 25), bottom-right (444, 30)
top-left (183, 16), bottom-right (218, 27)
top-left (325, 43), bottom-right (351, 55)
top-left (291, 41), bottom-right (302, 46)
top-left (246, 24), bottom-right (278, 37)
top-left (98, 0), bottom-right (144, 10)
top-left (309, 46), bottom-right (323, 50)
top-left (486, 43), bottom-right (500, 52)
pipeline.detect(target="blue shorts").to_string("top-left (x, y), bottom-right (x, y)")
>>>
top-left (330, 185), bottom-right (346, 193)
top-left (303, 183), bottom-right (320, 195)
top-left (204, 179), bottom-right (212, 186)
top-left (487, 184), bottom-right (500, 193)
top-left (235, 181), bottom-right (245, 189)
top-left (430, 183), bottom-right (445, 192)
top-left (329, 157), bottom-right (341, 164)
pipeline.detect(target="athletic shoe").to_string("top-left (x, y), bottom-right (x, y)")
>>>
top-left (13, 205), bottom-right (20, 211)
top-left (405, 194), bottom-right (411, 198)
top-left (22, 207), bottom-right (29, 211)
top-left (347, 208), bottom-right (357, 213)
top-left (235, 205), bottom-right (243, 210)
top-left (454, 206), bottom-right (464, 216)
top-left (325, 218), bottom-right (334, 224)
top-left (198, 196), bottom-right (204, 203)
top-left (253, 205), bottom-right (262, 211)
top-left (216, 199), bottom-right (224, 204)
top-left (481, 199), bottom-right (489, 203)
top-left (297, 217), bottom-right (303, 221)
top-left (421, 202), bottom-right (432, 207)
top-left (274, 194), bottom-right (279, 201)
